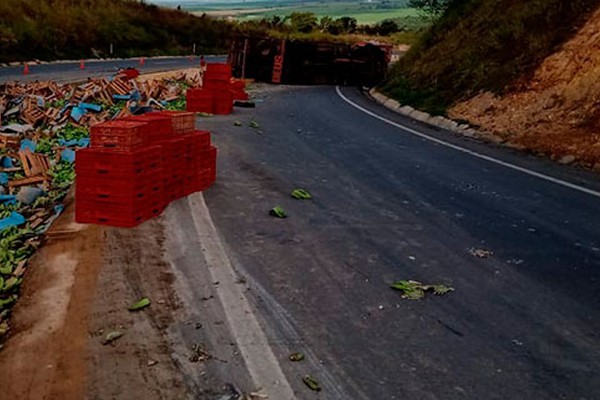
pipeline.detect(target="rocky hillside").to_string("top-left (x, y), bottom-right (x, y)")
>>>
top-left (450, 5), bottom-right (600, 168)
top-left (381, 0), bottom-right (600, 167)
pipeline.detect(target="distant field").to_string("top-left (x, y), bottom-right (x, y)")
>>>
top-left (178, 0), bottom-right (421, 25)
top-left (236, 5), bottom-right (420, 25)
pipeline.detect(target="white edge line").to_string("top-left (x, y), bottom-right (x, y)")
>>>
top-left (187, 193), bottom-right (297, 400)
top-left (335, 86), bottom-right (600, 200)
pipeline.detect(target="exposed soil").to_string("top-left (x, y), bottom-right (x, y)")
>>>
top-left (450, 6), bottom-right (600, 170)
top-left (0, 193), bottom-right (189, 399)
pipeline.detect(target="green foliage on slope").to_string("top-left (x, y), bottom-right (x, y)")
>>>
top-left (0, 0), bottom-right (231, 62)
top-left (381, 0), bottom-right (600, 115)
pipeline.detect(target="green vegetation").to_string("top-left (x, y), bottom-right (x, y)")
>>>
top-left (182, 0), bottom-right (426, 30)
top-left (233, 2), bottom-right (421, 25)
top-left (235, 10), bottom-right (424, 43)
top-left (408, 0), bottom-right (453, 18)
top-left (0, 0), bottom-right (231, 62)
top-left (381, 0), bottom-right (600, 115)
top-left (0, 0), bottom-right (423, 63)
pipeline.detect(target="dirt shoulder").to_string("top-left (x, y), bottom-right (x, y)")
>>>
top-left (0, 193), bottom-right (189, 399)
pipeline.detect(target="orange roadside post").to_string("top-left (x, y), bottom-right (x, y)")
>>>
top-left (23, 63), bottom-right (29, 75)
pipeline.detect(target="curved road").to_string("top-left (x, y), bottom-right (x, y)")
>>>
top-left (196, 85), bottom-right (600, 399)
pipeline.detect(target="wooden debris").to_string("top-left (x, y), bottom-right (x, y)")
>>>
top-left (0, 134), bottom-right (20, 150)
top-left (19, 148), bottom-right (51, 178)
top-left (8, 175), bottom-right (46, 188)
top-left (12, 261), bottom-right (27, 278)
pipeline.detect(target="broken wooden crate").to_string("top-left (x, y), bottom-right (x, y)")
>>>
top-left (8, 149), bottom-right (51, 188)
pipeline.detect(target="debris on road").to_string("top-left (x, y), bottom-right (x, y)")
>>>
top-left (288, 352), bottom-right (305, 361)
top-left (128, 297), bottom-right (151, 311)
top-left (189, 343), bottom-right (212, 363)
top-left (302, 375), bottom-right (322, 391)
top-left (233, 120), bottom-right (242, 126)
top-left (0, 212), bottom-right (26, 231)
top-left (249, 120), bottom-right (260, 129)
top-left (249, 391), bottom-right (269, 399)
top-left (0, 67), bottom-right (219, 346)
top-left (470, 248), bottom-right (493, 258)
top-left (101, 330), bottom-right (124, 345)
top-left (291, 188), bottom-right (312, 200)
top-left (234, 100), bottom-right (255, 108)
top-left (390, 280), bottom-right (454, 300)
top-left (269, 206), bottom-right (287, 218)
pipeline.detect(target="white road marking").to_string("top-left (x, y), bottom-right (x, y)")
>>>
top-left (335, 86), bottom-right (600, 199)
top-left (187, 193), bottom-right (297, 399)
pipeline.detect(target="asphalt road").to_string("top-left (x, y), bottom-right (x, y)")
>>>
top-left (0, 56), bottom-right (225, 83)
top-left (198, 85), bottom-right (600, 399)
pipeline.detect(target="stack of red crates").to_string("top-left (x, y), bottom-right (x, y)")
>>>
top-left (186, 63), bottom-right (249, 115)
top-left (75, 111), bottom-right (217, 228)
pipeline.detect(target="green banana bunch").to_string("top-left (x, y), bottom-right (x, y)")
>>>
top-left (128, 297), bottom-right (151, 311)
top-left (269, 206), bottom-right (287, 218)
top-left (291, 188), bottom-right (312, 200)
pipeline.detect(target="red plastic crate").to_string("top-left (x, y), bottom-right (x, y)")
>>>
top-left (183, 130), bottom-right (211, 150)
top-left (190, 146), bottom-right (216, 180)
top-left (186, 101), bottom-right (213, 114)
top-left (180, 145), bottom-right (213, 170)
top-left (206, 63), bottom-right (232, 75)
top-left (154, 111), bottom-right (196, 134)
top-left (180, 146), bottom-right (217, 194)
top-left (164, 179), bottom-right (184, 202)
top-left (230, 80), bottom-right (245, 91)
top-left (90, 120), bottom-right (148, 151)
top-left (203, 80), bottom-right (231, 90)
top-left (75, 199), bottom-right (148, 228)
top-left (161, 137), bottom-right (188, 162)
top-left (142, 196), bottom-right (166, 219)
top-left (76, 146), bottom-right (161, 179)
top-left (186, 88), bottom-right (212, 100)
top-left (123, 114), bottom-right (173, 143)
top-left (213, 96), bottom-right (233, 115)
top-left (75, 176), bottom-right (163, 203)
top-left (232, 90), bottom-right (249, 101)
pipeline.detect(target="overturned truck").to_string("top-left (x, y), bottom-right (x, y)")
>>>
top-left (228, 36), bottom-right (390, 86)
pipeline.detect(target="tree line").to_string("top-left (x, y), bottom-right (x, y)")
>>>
top-left (238, 12), bottom-right (405, 37)
top-left (0, 0), bottom-right (231, 62)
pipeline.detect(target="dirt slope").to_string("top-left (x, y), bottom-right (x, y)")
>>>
top-left (450, 5), bottom-right (600, 168)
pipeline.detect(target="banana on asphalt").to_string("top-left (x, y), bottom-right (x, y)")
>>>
top-left (269, 206), bottom-right (287, 218)
top-left (291, 188), bottom-right (312, 200)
